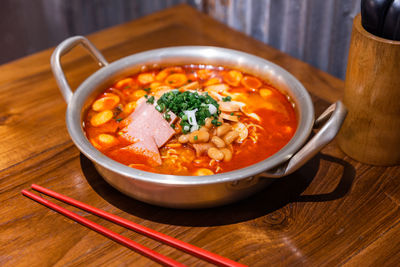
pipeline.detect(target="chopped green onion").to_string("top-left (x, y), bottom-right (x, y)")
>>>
top-left (143, 87), bottom-right (151, 93)
top-left (156, 90), bottom-right (220, 128)
top-left (194, 135), bottom-right (198, 141)
top-left (146, 95), bottom-right (155, 104)
top-left (222, 96), bottom-right (232, 102)
top-left (159, 103), bottom-right (166, 112)
top-left (211, 119), bottom-right (222, 126)
top-left (115, 105), bottom-right (123, 114)
top-left (171, 123), bottom-right (175, 129)
top-left (164, 113), bottom-right (171, 121)
top-left (155, 105), bottom-right (163, 112)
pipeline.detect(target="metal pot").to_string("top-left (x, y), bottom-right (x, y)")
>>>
top-left (51, 36), bottom-right (347, 209)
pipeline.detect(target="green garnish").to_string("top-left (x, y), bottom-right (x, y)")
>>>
top-left (115, 118), bottom-right (123, 122)
top-left (146, 95), bottom-right (155, 104)
top-left (211, 119), bottom-right (222, 126)
top-left (171, 123), bottom-right (175, 129)
top-left (143, 87), bottom-right (151, 93)
top-left (155, 105), bottom-right (163, 112)
top-left (222, 96), bottom-right (232, 102)
top-left (114, 105), bottom-right (123, 115)
top-left (123, 85), bottom-right (131, 89)
top-left (163, 113), bottom-right (171, 121)
top-left (180, 121), bottom-right (190, 134)
top-left (194, 135), bottom-right (198, 141)
top-left (230, 112), bottom-right (234, 116)
top-left (157, 91), bottom-right (220, 127)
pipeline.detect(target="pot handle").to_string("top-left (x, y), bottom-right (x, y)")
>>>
top-left (260, 101), bottom-right (348, 178)
top-left (50, 36), bottom-right (109, 104)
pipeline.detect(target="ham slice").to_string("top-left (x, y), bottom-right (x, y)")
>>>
top-left (118, 101), bottom-right (176, 165)
top-left (120, 136), bottom-right (161, 165)
top-left (120, 101), bottom-right (176, 147)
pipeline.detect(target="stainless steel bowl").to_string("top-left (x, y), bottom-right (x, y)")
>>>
top-left (51, 36), bottom-right (347, 208)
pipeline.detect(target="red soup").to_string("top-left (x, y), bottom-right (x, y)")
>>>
top-left (83, 65), bottom-right (298, 176)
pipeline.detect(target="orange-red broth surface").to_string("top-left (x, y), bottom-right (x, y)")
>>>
top-left (84, 65), bottom-right (297, 176)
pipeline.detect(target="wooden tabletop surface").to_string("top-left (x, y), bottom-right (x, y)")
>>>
top-left (1, 4), bottom-right (400, 266)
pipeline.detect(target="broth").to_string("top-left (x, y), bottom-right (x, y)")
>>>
top-left (83, 65), bottom-right (297, 176)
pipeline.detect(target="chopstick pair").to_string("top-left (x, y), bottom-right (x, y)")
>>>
top-left (22, 184), bottom-right (246, 267)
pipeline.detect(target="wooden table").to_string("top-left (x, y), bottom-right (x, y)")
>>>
top-left (1, 4), bottom-right (399, 266)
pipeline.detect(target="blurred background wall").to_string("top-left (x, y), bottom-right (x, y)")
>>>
top-left (0, 0), bottom-right (360, 79)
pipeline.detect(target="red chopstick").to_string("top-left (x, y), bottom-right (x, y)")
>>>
top-left (26, 184), bottom-right (246, 267)
top-left (21, 189), bottom-right (184, 267)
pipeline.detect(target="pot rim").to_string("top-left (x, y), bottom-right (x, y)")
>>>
top-left (66, 46), bottom-right (314, 185)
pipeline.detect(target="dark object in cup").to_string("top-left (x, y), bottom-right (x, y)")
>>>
top-left (382, 0), bottom-right (400, 40)
top-left (361, 0), bottom-right (400, 40)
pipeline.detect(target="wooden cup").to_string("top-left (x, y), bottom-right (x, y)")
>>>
top-left (337, 14), bottom-right (400, 165)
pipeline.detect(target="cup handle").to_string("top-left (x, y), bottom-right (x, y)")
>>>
top-left (260, 101), bottom-right (348, 178)
top-left (50, 36), bottom-right (109, 104)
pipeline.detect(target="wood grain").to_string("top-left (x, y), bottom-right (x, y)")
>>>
top-left (0, 4), bottom-right (399, 266)
top-left (337, 14), bottom-right (400, 166)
